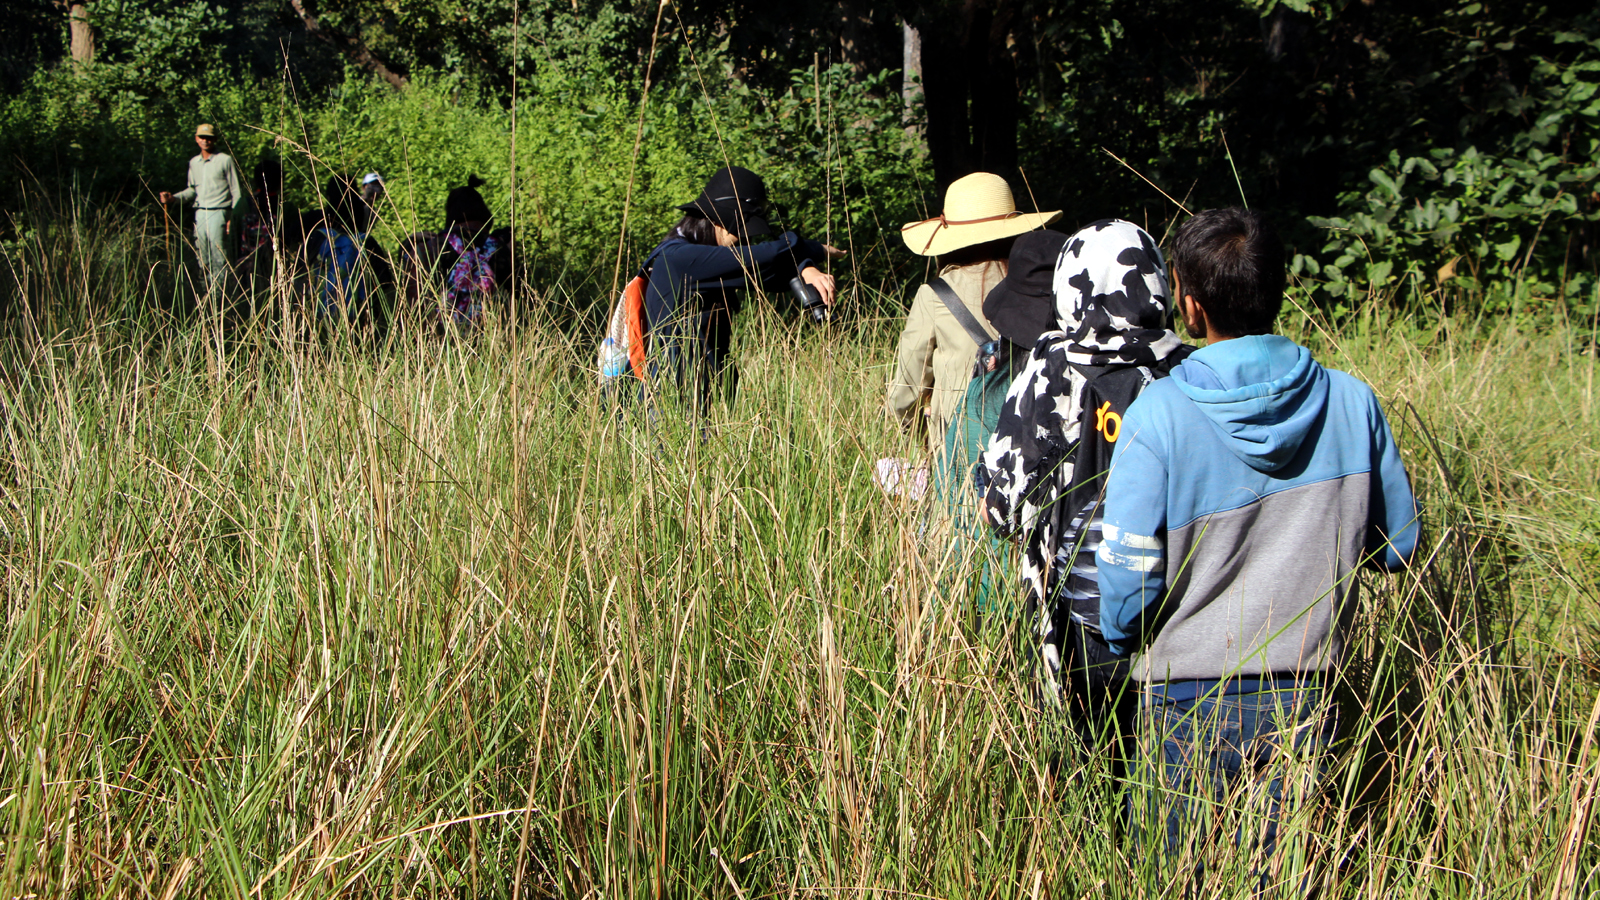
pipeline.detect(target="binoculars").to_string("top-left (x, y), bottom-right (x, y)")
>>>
top-left (788, 277), bottom-right (831, 324)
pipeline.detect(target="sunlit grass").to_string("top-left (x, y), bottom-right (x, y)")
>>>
top-left (0, 203), bottom-right (1597, 898)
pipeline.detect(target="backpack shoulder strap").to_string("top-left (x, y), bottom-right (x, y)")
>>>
top-left (928, 276), bottom-right (996, 346)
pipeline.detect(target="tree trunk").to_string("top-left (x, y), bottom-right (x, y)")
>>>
top-left (902, 22), bottom-right (923, 142)
top-left (835, 1), bottom-right (874, 75)
top-left (911, 0), bottom-right (1019, 191)
top-left (288, 0), bottom-right (408, 91)
top-left (66, 0), bottom-right (94, 67)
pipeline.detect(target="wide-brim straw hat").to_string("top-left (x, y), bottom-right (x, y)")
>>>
top-left (901, 172), bottom-right (1061, 257)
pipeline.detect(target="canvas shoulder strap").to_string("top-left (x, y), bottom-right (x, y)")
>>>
top-left (927, 276), bottom-right (996, 346)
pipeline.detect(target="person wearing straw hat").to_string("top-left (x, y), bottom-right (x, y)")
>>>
top-left (159, 123), bottom-right (242, 297)
top-left (887, 172), bottom-right (1060, 454)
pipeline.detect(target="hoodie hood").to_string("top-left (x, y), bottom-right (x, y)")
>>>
top-left (1171, 334), bottom-right (1329, 472)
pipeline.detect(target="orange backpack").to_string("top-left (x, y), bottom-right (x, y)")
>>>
top-left (597, 247), bottom-right (667, 383)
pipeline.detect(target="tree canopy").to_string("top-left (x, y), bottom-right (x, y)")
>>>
top-left (2, 0), bottom-right (1596, 315)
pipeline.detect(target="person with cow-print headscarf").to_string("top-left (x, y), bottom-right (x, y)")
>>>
top-left (980, 219), bottom-right (1193, 751)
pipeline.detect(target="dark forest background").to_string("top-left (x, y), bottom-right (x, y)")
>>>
top-left (2, 0), bottom-right (1598, 317)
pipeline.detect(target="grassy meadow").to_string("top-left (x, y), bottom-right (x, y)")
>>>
top-left (0, 202), bottom-right (1598, 899)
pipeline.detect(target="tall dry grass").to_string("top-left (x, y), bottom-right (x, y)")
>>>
top-left (0, 202), bottom-right (1596, 898)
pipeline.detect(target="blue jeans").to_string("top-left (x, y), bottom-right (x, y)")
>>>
top-left (1132, 684), bottom-right (1335, 862)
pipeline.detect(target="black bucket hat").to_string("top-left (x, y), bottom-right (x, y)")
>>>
top-left (983, 230), bottom-right (1069, 350)
top-left (677, 166), bottom-right (771, 239)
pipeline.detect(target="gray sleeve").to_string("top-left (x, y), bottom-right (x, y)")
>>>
top-left (226, 156), bottom-right (243, 209)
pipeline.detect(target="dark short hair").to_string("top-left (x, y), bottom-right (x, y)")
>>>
top-left (1170, 208), bottom-right (1285, 336)
top-left (253, 158), bottom-right (283, 194)
top-left (445, 175), bottom-right (492, 229)
top-left (940, 236), bottom-right (1016, 268)
top-left (323, 174), bottom-right (368, 234)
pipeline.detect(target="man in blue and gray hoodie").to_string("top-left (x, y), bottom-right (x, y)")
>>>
top-left (1095, 208), bottom-right (1420, 857)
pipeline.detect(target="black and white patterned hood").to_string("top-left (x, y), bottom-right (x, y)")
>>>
top-left (1051, 218), bottom-right (1183, 368)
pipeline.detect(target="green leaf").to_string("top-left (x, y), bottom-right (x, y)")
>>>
top-left (1495, 236), bottom-right (1522, 261)
top-left (1369, 168), bottom-right (1399, 197)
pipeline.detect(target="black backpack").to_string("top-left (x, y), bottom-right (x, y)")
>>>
top-left (1054, 347), bottom-right (1193, 630)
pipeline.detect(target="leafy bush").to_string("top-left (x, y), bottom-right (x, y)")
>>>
top-left (2, 31), bottom-right (923, 320)
top-left (1293, 31), bottom-right (1600, 318)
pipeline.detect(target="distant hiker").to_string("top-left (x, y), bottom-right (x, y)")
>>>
top-left (981, 220), bottom-right (1193, 753)
top-left (1095, 208), bottom-right (1419, 861)
top-left (158, 123), bottom-right (242, 296)
top-left (638, 165), bottom-right (845, 410)
top-left (237, 158), bottom-right (285, 270)
top-left (436, 175), bottom-right (513, 328)
top-left (308, 174), bottom-right (388, 327)
top-left (887, 172), bottom-right (1060, 454)
top-left (397, 230), bottom-right (446, 313)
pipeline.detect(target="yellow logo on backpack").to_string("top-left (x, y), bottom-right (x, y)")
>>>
top-left (1095, 401), bottom-right (1122, 442)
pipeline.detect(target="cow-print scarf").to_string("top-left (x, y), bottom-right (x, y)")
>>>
top-left (981, 219), bottom-right (1184, 694)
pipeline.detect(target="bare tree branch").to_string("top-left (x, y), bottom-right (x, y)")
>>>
top-left (287, 0), bottom-right (407, 91)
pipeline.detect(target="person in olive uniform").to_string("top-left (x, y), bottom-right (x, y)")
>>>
top-left (160, 123), bottom-right (242, 296)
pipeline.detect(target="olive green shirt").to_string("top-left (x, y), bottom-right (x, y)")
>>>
top-left (173, 152), bottom-right (242, 211)
top-left (886, 260), bottom-right (1007, 454)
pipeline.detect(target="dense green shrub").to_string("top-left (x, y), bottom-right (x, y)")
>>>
top-left (1290, 27), bottom-right (1600, 318)
top-left (2, 34), bottom-right (922, 319)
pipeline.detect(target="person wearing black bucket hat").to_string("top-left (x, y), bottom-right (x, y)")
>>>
top-left (932, 229), bottom-right (1069, 616)
top-left (640, 166), bottom-right (845, 410)
top-left (675, 165), bottom-right (773, 241)
top-left (980, 219), bottom-right (1194, 760)
top-left (981, 231), bottom-right (1068, 354)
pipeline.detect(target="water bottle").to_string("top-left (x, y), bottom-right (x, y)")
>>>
top-left (599, 337), bottom-right (630, 380)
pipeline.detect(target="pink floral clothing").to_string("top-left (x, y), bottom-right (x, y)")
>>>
top-left (443, 231), bottom-right (503, 325)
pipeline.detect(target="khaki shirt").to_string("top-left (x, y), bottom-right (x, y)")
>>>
top-left (886, 260), bottom-right (1007, 453)
top-left (174, 152), bottom-right (242, 211)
